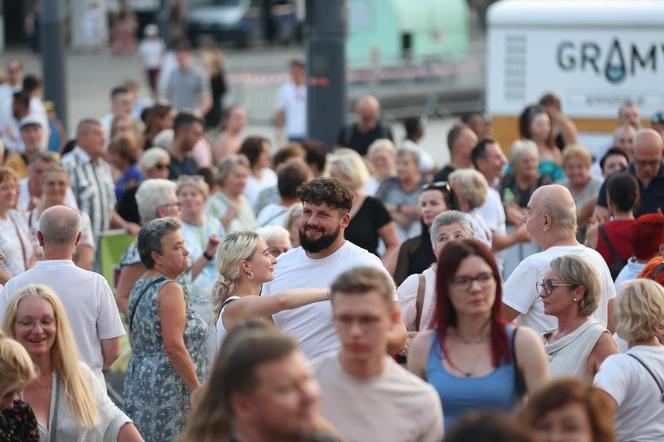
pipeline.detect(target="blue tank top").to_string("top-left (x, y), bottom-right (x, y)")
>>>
top-left (426, 325), bottom-right (518, 429)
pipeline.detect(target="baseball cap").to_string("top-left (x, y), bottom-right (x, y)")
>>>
top-left (19, 115), bottom-right (42, 130)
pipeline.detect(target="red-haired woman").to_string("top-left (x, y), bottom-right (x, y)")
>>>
top-left (408, 239), bottom-right (548, 429)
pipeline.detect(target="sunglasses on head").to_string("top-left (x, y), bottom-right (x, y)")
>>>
top-left (422, 181), bottom-right (451, 193)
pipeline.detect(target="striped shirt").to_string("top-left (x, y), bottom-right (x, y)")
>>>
top-left (61, 147), bottom-right (116, 236)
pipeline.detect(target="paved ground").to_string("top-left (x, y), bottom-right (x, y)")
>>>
top-left (1, 44), bottom-right (468, 165)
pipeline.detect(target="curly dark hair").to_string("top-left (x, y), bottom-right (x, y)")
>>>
top-left (296, 177), bottom-right (353, 212)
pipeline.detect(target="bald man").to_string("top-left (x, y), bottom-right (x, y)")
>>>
top-left (595, 129), bottom-right (664, 222)
top-left (337, 95), bottom-right (393, 156)
top-left (502, 185), bottom-right (616, 335)
top-left (0, 205), bottom-right (125, 388)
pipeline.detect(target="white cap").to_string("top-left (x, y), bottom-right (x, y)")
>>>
top-left (19, 115), bottom-right (42, 130)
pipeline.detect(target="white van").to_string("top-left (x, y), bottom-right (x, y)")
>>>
top-left (487, 0), bottom-right (664, 153)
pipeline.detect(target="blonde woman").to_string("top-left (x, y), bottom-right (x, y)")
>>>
top-left (205, 154), bottom-right (256, 233)
top-left (329, 149), bottom-right (399, 269)
top-left (177, 175), bottom-right (223, 318)
top-left (210, 231), bottom-right (329, 356)
top-left (365, 139), bottom-right (397, 195)
top-left (1, 284), bottom-right (142, 441)
top-left (0, 330), bottom-right (38, 440)
top-left (449, 168), bottom-right (492, 247)
top-left (539, 255), bottom-right (617, 381)
top-left (595, 279), bottom-right (664, 442)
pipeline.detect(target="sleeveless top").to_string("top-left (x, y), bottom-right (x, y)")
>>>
top-left (544, 318), bottom-right (606, 382)
top-left (426, 325), bottom-right (518, 429)
top-left (212, 296), bottom-right (241, 356)
top-left (596, 219), bottom-right (635, 267)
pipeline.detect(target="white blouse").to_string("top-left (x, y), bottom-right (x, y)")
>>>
top-left (37, 362), bottom-right (131, 442)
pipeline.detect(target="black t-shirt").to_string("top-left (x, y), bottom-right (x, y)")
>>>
top-left (597, 162), bottom-right (664, 216)
top-left (344, 196), bottom-right (392, 256)
top-left (393, 225), bottom-right (436, 285)
top-left (337, 122), bottom-right (394, 156)
top-left (168, 152), bottom-right (198, 180)
top-left (432, 165), bottom-right (455, 183)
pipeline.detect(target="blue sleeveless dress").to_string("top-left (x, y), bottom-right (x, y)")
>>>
top-left (426, 325), bottom-right (518, 429)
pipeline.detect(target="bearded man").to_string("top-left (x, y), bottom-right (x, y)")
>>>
top-left (262, 177), bottom-right (407, 359)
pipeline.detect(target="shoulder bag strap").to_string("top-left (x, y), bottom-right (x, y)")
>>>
top-left (414, 273), bottom-right (426, 331)
top-left (8, 212), bottom-right (28, 270)
top-left (259, 206), bottom-right (288, 227)
top-left (627, 353), bottom-right (664, 402)
top-left (49, 375), bottom-right (61, 442)
top-left (598, 223), bottom-right (623, 265)
top-left (128, 275), bottom-right (168, 332)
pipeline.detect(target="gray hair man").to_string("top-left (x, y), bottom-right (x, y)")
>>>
top-left (502, 185), bottom-right (616, 335)
top-left (0, 205), bottom-right (125, 387)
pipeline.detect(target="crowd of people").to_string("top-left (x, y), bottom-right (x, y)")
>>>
top-left (0, 36), bottom-right (663, 442)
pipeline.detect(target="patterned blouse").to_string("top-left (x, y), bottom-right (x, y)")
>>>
top-left (0, 400), bottom-right (39, 442)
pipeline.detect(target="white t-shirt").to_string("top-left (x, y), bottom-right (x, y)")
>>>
top-left (137, 38), bottom-right (165, 69)
top-left (256, 203), bottom-right (289, 227)
top-left (397, 266), bottom-right (436, 331)
top-left (474, 187), bottom-right (507, 265)
top-left (614, 257), bottom-right (646, 292)
top-left (263, 241), bottom-right (393, 359)
top-left (244, 168), bottom-right (278, 208)
top-left (503, 245), bottom-right (616, 335)
top-left (17, 177), bottom-right (78, 211)
top-left (313, 352), bottom-right (444, 442)
top-left (276, 81), bottom-right (307, 138)
top-left (0, 260), bottom-right (125, 387)
top-left (594, 345), bottom-right (664, 442)
top-left (474, 188), bottom-right (506, 235)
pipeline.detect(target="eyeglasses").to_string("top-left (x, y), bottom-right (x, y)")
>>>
top-left (15, 317), bottom-right (56, 331)
top-left (536, 280), bottom-right (576, 296)
top-left (159, 202), bottom-right (182, 210)
top-left (154, 163), bottom-right (170, 170)
top-left (450, 272), bottom-right (495, 292)
top-left (333, 314), bottom-right (382, 328)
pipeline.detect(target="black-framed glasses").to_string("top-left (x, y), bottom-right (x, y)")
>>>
top-left (536, 280), bottom-right (576, 296)
top-left (450, 272), bottom-right (496, 292)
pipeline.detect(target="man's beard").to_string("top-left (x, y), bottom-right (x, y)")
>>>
top-left (299, 224), bottom-right (341, 253)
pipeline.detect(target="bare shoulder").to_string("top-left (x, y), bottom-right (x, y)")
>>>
top-left (515, 326), bottom-right (545, 354)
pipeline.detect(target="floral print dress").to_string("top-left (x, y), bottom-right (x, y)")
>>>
top-left (123, 275), bottom-right (209, 442)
